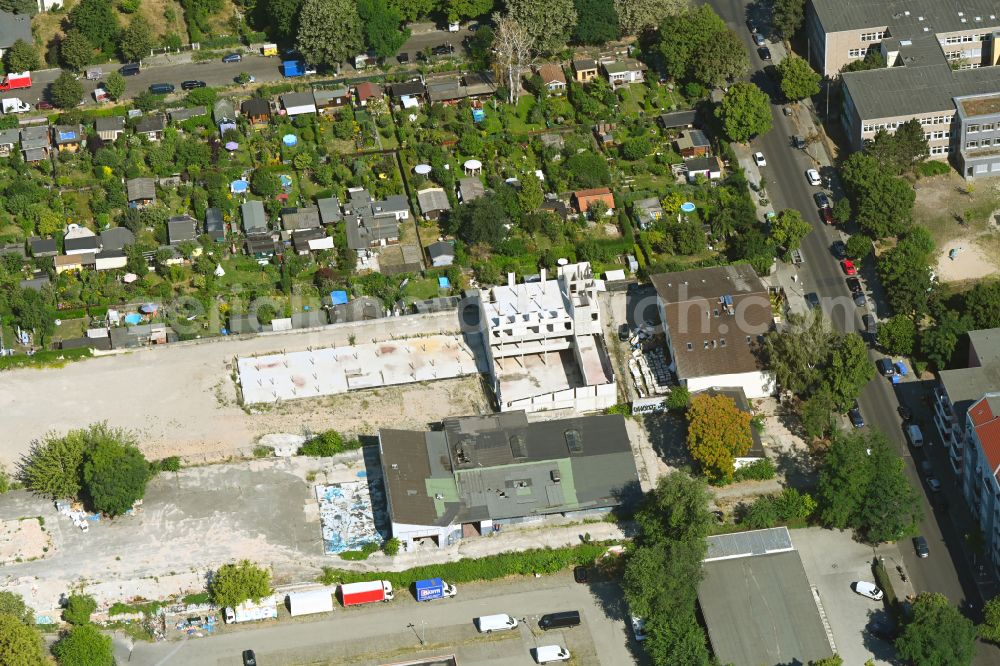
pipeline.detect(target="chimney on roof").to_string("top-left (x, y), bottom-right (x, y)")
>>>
top-left (540, 268), bottom-right (547, 286)
top-left (507, 272), bottom-right (515, 287)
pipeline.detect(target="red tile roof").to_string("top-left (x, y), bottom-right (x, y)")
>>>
top-left (572, 187), bottom-right (615, 212)
top-left (970, 396), bottom-right (1000, 480)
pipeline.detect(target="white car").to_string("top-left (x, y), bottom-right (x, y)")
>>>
top-left (853, 581), bottom-right (884, 601)
top-left (631, 615), bottom-right (647, 641)
top-left (806, 168), bottom-right (822, 186)
top-left (753, 151), bottom-right (766, 167)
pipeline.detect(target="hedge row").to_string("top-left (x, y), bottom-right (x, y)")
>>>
top-left (0, 347), bottom-right (92, 371)
top-left (319, 542), bottom-right (607, 589)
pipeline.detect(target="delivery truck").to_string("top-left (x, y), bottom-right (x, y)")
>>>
top-left (414, 578), bottom-right (457, 601)
top-left (282, 60), bottom-right (305, 77)
top-left (0, 72), bottom-right (31, 92)
top-left (224, 596), bottom-right (278, 624)
top-left (1, 98), bottom-right (31, 114)
top-left (340, 580), bottom-right (394, 606)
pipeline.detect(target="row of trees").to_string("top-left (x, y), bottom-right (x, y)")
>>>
top-left (0, 589), bottom-right (114, 665)
top-left (59, 0), bottom-right (157, 69)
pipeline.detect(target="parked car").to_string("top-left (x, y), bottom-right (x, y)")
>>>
top-left (898, 404), bottom-right (912, 421)
top-left (758, 46), bottom-right (772, 60)
top-left (819, 207), bottom-right (833, 224)
top-left (862, 314), bottom-right (877, 337)
top-left (631, 616), bottom-right (647, 641)
top-left (853, 291), bottom-right (866, 306)
top-left (753, 32), bottom-right (765, 45)
top-left (432, 43), bottom-right (455, 56)
top-left (753, 151), bottom-right (766, 167)
top-left (223, 52), bottom-right (243, 63)
top-left (914, 536), bottom-right (929, 558)
top-left (868, 618), bottom-right (896, 640)
top-left (806, 168), bottom-right (822, 186)
top-left (852, 581), bottom-right (884, 600)
top-left (148, 83), bottom-right (174, 95)
top-left (37, 100), bottom-right (53, 110)
top-left (926, 475), bottom-right (942, 492)
top-left (573, 566), bottom-right (588, 584)
top-left (814, 192), bottom-right (832, 208)
top-left (397, 52), bottom-right (409, 64)
top-left (841, 259), bottom-right (857, 276)
top-left (920, 458), bottom-right (934, 474)
top-left (876, 358), bottom-right (895, 376)
top-left (846, 277), bottom-right (863, 293)
top-left (181, 80), bottom-right (206, 90)
top-left (617, 324), bottom-right (630, 342)
top-left (831, 240), bottom-right (847, 259)
top-left (242, 650), bottom-right (257, 666)
top-left (793, 134), bottom-right (806, 148)
top-left (805, 292), bottom-right (820, 309)
top-left (849, 401), bottom-right (865, 428)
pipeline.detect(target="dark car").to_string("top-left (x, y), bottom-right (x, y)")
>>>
top-left (814, 192), bottom-right (831, 208)
top-left (397, 52), bottom-right (409, 64)
top-left (37, 100), bottom-right (53, 110)
top-left (898, 404), bottom-right (913, 421)
top-left (618, 324), bottom-right (630, 342)
top-left (181, 80), bottom-right (206, 90)
top-left (914, 536), bottom-right (929, 558)
top-left (849, 401), bottom-right (864, 428)
top-left (862, 313), bottom-right (877, 336)
top-left (831, 240), bottom-right (847, 259)
top-left (868, 618), bottom-right (896, 641)
top-left (573, 566), bottom-right (588, 584)
top-left (819, 207), bottom-right (833, 224)
top-left (119, 63), bottom-right (140, 76)
top-left (853, 291), bottom-right (866, 306)
top-left (242, 650), bottom-right (257, 666)
top-left (149, 83), bottom-right (175, 95)
top-left (805, 292), bottom-right (820, 309)
top-left (758, 46), bottom-right (772, 60)
top-left (793, 135), bottom-right (806, 149)
top-left (432, 43), bottom-right (455, 56)
top-left (876, 357), bottom-right (895, 376)
top-left (222, 52), bottom-right (243, 63)
top-left (846, 277), bottom-right (863, 293)
top-left (539, 610), bottom-right (581, 630)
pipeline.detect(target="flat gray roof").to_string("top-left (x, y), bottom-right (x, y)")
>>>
top-left (705, 527), bottom-right (793, 561)
top-left (969, 328), bottom-right (1000, 363)
top-left (699, 550), bottom-right (832, 666)
top-left (812, 0), bottom-right (1000, 34)
top-left (844, 62), bottom-right (1000, 120)
top-left (0, 11), bottom-right (31, 49)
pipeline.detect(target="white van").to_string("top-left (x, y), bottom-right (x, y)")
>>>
top-left (476, 613), bottom-right (518, 633)
top-left (534, 645), bottom-right (571, 663)
top-left (907, 424), bottom-right (924, 447)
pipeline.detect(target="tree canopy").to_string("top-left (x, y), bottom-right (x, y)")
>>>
top-left (210, 560), bottom-right (273, 608)
top-left (876, 226), bottom-right (934, 315)
top-left (52, 624), bottom-right (115, 666)
top-left (658, 6), bottom-right (747, 86)
top-left (0, 592), bottom-right (34, 626)
top-left (772, 0), bottom-right (804, 37)
top-left (866, 119), bottom-right (929, 174)
top-left (770, 208), bottom-right (811, 252)
top-left (68, 0), bottom-right (121, 53)
top-left (82, 431), bottom-right (151, 516)
top-left (777, 56), bottom-right (820, 101)
top-left (60, 30), bottom-right (95, 71)
top-left (505, 0), bottom-right (579, 53)
top-left (686, 393), bottom-right (752, 482)
top-left (357, 0), bottom-right (410, 58)
top-left (119, 15), bottom-right (154, 63)
top-left (0, 613), bottom-right (46, 666)
top-left (446, 194), bottom-right (510, 248)
top-left (296, 0), bottom-right (364, 68)
top-left (573, 0), bottom-right (620, 44)
top-left (50, 71), bottom-right (85, 110)
top-left (841, 152), bottom-right (915, 238)
top-left (62, 594), bottom-right (97, 626)
top-left (615, 0), bottom-right (688, 35)
top-left (716, 82), bottom-right (772, 142)
top-left (3, 40), bottom-right (40, 73)
top-left (895, 593), bottom-right (976, 666)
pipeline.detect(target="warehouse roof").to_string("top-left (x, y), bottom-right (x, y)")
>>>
top-left (811, 0), bottom-right (1000, 34)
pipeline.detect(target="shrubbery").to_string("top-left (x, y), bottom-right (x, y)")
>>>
top-left (739, 488), bottom-right (815, 530)
top-left (320, 543), bottom-right (606, 588)
top-left (732, 458), bottom-right (776, 483)
top-left (298, 430), bottom-right (362, 456)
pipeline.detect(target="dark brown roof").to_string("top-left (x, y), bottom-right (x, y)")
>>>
top-left (651, 265), bottom-right (774, 380)
top-left (379, 429), bottom-right (442, 526)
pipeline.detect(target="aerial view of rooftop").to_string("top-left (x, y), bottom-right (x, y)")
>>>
top-left (2, 0), bottom-right (1000, 663)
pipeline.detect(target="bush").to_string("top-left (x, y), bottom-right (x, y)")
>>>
top-left (732, 458), bottom-right (776, 482)
top-left (155, 456), bottom-right (181, 472)
top-left (182, 592), bottom-right (211, 605)
top-left (251, 445), bottom-right (272, 458)
top-left (916, 160), bottom-right (951, 178)
top-left (320, 543), bottom-right (606, 589)
top-left (298, 431), bottom-right (362, 456)
top-left (739, 488), bottom-right (815, 529)
top-left (63, 594), bottom-right (97, 625)
top-left (210, 560), bottom-right (272, 608)
top-left (383, 538), bottom-right (400, 556)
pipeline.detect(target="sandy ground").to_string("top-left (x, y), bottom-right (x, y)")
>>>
top-left (0, 519), bottom-right (50, 564)
top-left (935, 239), bottom-right (999, 283)
top-left (0, 311), bottom-right (489, 468)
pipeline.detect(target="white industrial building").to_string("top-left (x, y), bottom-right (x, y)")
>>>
top-left (477, 262), bottom-right (617, 413)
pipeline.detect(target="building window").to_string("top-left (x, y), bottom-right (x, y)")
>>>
top-left (967, 140), bottom-right (979, 149)
top-left (848, 48), bottom-right (865, 58)
top-left (861, 31), bottom-right (886, 41)
top-left (982, 123), bottom-right (995, 131)
top-left (969, 125), bottom-right (981, 133)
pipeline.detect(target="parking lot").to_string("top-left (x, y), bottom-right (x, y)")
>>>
top-left (119, 570), bottom-right (645, 666)
top-left (794, 528), bottom-right (909, 665)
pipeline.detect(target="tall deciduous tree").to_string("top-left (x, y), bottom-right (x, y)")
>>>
top-left (772, 0), bottom-right (804, 38)
top-left (60, 30), bottom-right (95, 71)
top-left (491, 13), bottom-right (534, 104)
top-left (965, 280), bottom-right (1000, 329)
top-left (505, 0), bottom-right (578, 53)
top-left (615, 0), bottom-right (688, 35)
top-left (920, 309), bottom-right (971, 370)
top-left (762, 312), bottom-right (836, 397)
top-left (866, 119), bottom-right (929, 174)
top-left (357, 0), bottom-right (410, 58)
top-left (826, 333), bottom-right (874, 412)
top-left (103, 71), bottom-right (126, 100)
top-left (449, 194), bottom-right (509, 248)
top-left (896, 593), bottom-right (976, 666)
top-left (266, 0), bottom-right (304, 41)
top-left (68, 0), bottom-right (121, 53)
top-left (657, 6), bottom-right (744, 86)
top-left (770, 208), bottom-right (811, 252)
top-left (877, 314), bottom-right (916, 355)
top-left (686, 393), bottom-right (752, 482)
top-left (716, 82), bottom-right (772, 142)
top-left (0, 592), bottom-right (34, 626)
top-left (877, 226), bottom-right (934, 314)
top-left (573, 0), bottom-right (620, 44)
top-left (52, 624), bottom-right (115, 666)
top-left (296, 0), bottom-right (364, 68)
top-left (3, 40), bottom-right (39, 73)
top-left (980, 596), bottom-right (1000, 643)
top-left (50, 70), bottom-right (85, 109)
top-left (441, 0), bottom-right (494, 22)
top-left (119, 15), bottom-right (154, 63)
top-left (210, 560), bottom-right (273, 608)
top-left (0, 0), bottom-right (38, 14)
top-left (692, 29), bottom-right (748, 87)
top-left (62, 594), bottom-right (97, 625)
top-left (777, 55), bottom-right (820, 101)
top-left (81, 428), bottom-right (150, 516)
top-left (17, 429), bottom-right (87, 499)
top-left (0, 613), bottom-right (46, 666)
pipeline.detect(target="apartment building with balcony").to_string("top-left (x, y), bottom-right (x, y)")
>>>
top-left (960, 393), bottom-right (1000, 574)
top-left (935, 328), bottom-right (1000, 474)
top-left (806, 0), bottom-right (1000, 177)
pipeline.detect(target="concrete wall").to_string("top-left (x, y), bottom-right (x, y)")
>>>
top-left (501, 381), bottom-right (618, 414)
top-left (685, 371), bottom-right (774, 400)
top-left (390, 520), bottom-right (458, 551)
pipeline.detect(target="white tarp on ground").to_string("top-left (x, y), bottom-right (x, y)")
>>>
top-left (316, 481), bottom-right (381, 555)
top-left (237, 334), bottom-right (478, 405)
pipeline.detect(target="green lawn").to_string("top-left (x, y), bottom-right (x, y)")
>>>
top-left (404, 276), bottom-right (447, 302)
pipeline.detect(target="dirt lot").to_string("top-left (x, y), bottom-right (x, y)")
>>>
top-left (913, 172), bottom-right (1000, 284)
top-left (0, 312), bottom-right (488, 468)
top-left (0, 518), bottom-right (50, 565)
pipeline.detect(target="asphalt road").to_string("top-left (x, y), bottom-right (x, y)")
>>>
top-left (708, 0), bottom-right (999, 661)
top-left (16, 24), bottom-right (475, 108)
top-left (116, 573), bottom-right (642, 666)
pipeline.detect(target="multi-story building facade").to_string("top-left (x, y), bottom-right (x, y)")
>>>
top-left (806, 0), bottom-right (1000, 178)
top-left (961, 393), bottom-right (1000, 575)
top-left (935, 328), bottom-right (1000, 475)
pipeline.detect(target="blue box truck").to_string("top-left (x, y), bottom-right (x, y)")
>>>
top-left (282, 60), bottom-right (304, 77)
top-left (415, 578), bottom-right (457, 601)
